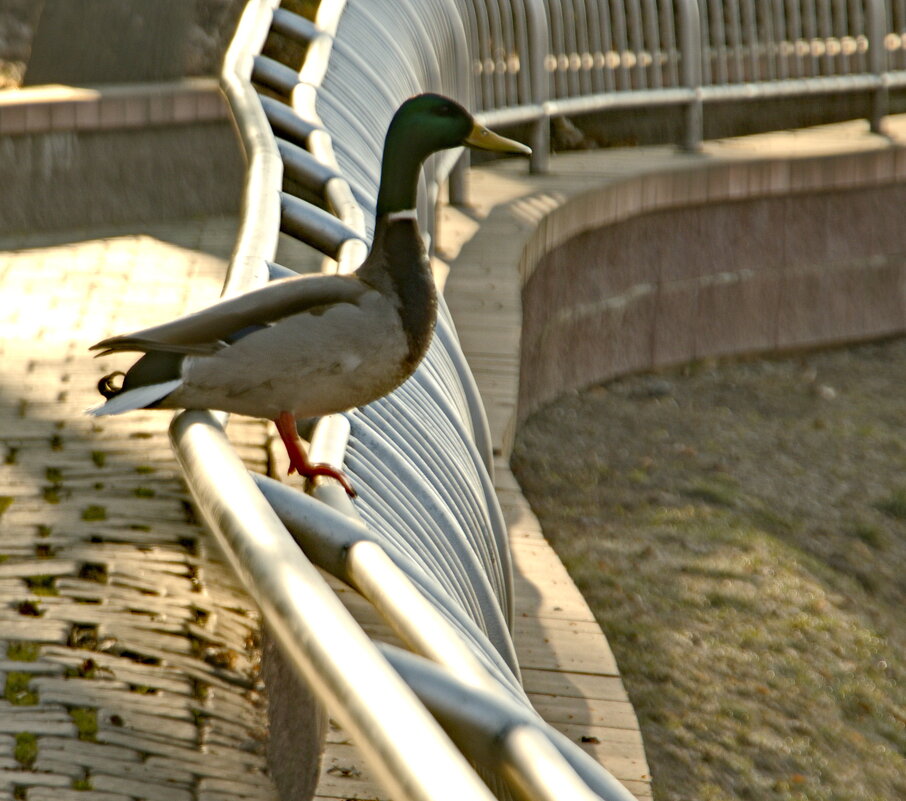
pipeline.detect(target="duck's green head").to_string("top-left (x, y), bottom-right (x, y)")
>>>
top-left (377, 93), bottom-right (530, 216)
top-left (390, 94), bottom-right (530, 158)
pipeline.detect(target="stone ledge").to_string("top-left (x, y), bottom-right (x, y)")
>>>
top-left (0, 80), bottom-right (241, 235)
top-left (516, 117), bottom-right (906, 423)
top-left (0, 79), bottom-right (228, 136)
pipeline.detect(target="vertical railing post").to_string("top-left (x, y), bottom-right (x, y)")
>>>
top-left (448, 150), bottom-right (470, 207)
top-left (678, 0), bottom-right (703, 151)
top-left (448, 0), bottom-right (474, 206)
top-left (525, 0), bottom-right (551, 173)
top-left (867, 0), bottom-right (889, 133)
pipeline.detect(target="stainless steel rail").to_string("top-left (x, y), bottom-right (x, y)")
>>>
top-left (169, 412), bottom-right (497, 801)
top-left (176, 1), bottom-right (632, 800)
top-left (455, 0), bottom-right (904, 161)
top-left (168, 2), bottom-right (906, 801)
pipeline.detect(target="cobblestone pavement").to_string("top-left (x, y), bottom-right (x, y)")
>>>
top-left (0, 218), bottom-right (278, 801)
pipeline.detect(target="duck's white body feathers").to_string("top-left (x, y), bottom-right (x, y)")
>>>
top-left (165, 288), bottom-right (410, 418)
top-left (90, 217), bottom-right (436, 421)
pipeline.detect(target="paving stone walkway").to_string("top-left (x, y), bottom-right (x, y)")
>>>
top-left (0, 205), bottom-right (653, 800)
top-left (0, 218), bottom-right (278, 801)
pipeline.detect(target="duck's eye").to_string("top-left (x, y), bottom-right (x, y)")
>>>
top-left (435, 104), bottom-right (456, 117)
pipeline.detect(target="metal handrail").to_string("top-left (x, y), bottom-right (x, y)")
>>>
top-left (457, 0), bottom-right (900, 156)
top-left (179, 1), bottom-right (506, 799)
top-left (169, 2), bottom-right (906, 801)
top-left (169, 412), bottom-right (497, 801)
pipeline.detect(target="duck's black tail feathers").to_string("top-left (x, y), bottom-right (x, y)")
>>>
top-left (88, 352), bottom-right (185, 416)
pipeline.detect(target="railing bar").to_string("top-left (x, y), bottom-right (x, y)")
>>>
top-left (626, 0), bottom-right (646, 89)
top-left (759, 0), bottom-right (777, 80)
top-left (572, 0), bottom-right (593, 95)
top-left (726, 0), bottom-right (744, 81)
top-left (353, 401), bottom-right (502, 591)
top-left (564, 0), bottom-right (582, 96)
top-left (706, 0), bottom-right (727, 84)
top-left (343, 448), bottom-right (497, 627)
top-left (741, 0), bottom-right (759, 81)
top-left (597, 0), bottom-right (617, 91)
top-left (818, 0), bottom-right (833, 73)
top-left (169, 412), bottom-right (497, 801)
top-left (279, 191), bottom-right (363, 258)
top-left (485, 0), bottom-right (508, 106)
top-left (508, 0), bottom-right (531, 104)
top-left (642, 0), bottom-right (662, 89)
top-left (578, 0), bottom-right (600, 94)
top-left (897, 0), bottom-right (906, 70)
top-left (380, 645), bottom-right (639, 801)
top-left (252, 53), bottom-right (302, 96)
top-left (659, 0), bottom-right (678, 87)
top-left (611, 0), bottom-right (632, 89)
top-left (277, 137), bottom-right (340, 194)
top-left (474, 0), bottom-right (498, 107)
top-left (253, 474), bottom-right (526, 696)
top-left (773, 0), bottom-right (789, 79)
top-left (270, 6), bottom-right (318, 45)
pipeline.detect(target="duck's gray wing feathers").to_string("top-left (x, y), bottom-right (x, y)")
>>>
top-left (91, 274), bottom-right (369, 356)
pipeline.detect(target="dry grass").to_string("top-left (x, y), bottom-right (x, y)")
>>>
top-left (512, 338), bottom-right (906, 801)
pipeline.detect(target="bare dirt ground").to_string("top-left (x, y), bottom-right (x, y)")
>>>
top-left (512, 338), bottom-right (906, 801)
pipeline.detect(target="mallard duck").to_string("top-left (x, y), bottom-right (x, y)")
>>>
top-left (89, 93), bottom-right (530, 497)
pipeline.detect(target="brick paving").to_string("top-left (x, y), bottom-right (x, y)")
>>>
top-left (0, 218), bottom-right (277, 801)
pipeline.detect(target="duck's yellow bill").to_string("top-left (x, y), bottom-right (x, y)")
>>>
top-left (464, 122), bottom-right (532, 155)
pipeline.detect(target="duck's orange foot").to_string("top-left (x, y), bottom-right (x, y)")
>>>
top-left (274, 412), bottom-right (356, 498)
top-left (287, 459), bottom-right (357, 498)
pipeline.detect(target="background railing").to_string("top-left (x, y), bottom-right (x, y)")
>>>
top-left (455, 0), bottom-right (906, 177)
top-left (170, 1), bottom-right (906, 800)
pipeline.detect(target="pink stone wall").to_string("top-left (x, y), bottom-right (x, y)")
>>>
top-left (518, 159), bottom-right (906, 421)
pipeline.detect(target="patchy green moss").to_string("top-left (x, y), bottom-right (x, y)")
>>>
top-left (90, 451), bottom-right (106, 468)
top-left (69, 708), bottom-right (98, 741)
top-left (72, 777), bottom-right (93, 791)
top-left (25, 575), bottom-right (57, 596)
top-left (5, 673), bottom-right (37, 705)
top-left (0, 496), bottom-right (13, 516)
top-left (81, 505), bottom-right (107, 522)
top-left (682, 478), bottom-right (739, 507)
top-left (16, 600), bottom-right (42, 616)
top-left (78, 563), bottom-right (107, 583)
top-left (6, 641), bottom-right (41, 661)
top-left (133, 487), bottom-right (156, 498)
top-left (42, 485), bottom-right (63, 504)
top-left (34, 544), bottom-right (53, 559)
top-left (14, 732), bottom-right (37, 768)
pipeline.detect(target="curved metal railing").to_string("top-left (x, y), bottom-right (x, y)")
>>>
top-left (172, 1), bottom-right (638, 800)
top-left (168, 2), bottom-right (906, 801)
top-left (454, 0), bottom-right (904, 169)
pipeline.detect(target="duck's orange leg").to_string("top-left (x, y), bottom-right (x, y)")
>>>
top-left (274, 411), bottom-right (356, 498)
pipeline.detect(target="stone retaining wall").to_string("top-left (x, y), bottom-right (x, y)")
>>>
top-left (518, 145), bottom-right (906, 421)
top-left (0, 81), bottom-right (242, 235)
